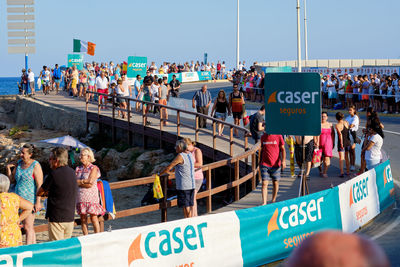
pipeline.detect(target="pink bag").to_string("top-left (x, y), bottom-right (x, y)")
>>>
top-left (312, 149), bottom-right (322, 166)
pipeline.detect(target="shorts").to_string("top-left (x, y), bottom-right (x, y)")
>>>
top-left (338, 146), bottom-right (351, 152)
top-left (328, 91), bottom-right (337, 99)
top-left (71, 79), bottom-right (77, 89)
top-left (48, 221), bottom-right (74, 241)
top-left (215, 112), bottom-right (226, 120)
top-left (119, 97), bottom-right (127, 103)
top-left (195, 179), bottom-right (203, 192)
top-left (362, 94), bottom-right (369, 101)
top-left (295, 140), bottom-right (314, 163)
top-left (346, 93), bottom-right (353, 99)
top-left (232, 112), bottom-right (243, 119)
top-left (79, 82), bottom-right (88, 88)
top-left (43, 80), bottom-right (50, 87)
top-left (322, 92), bottom-right (328, 99)
top-left (177, 189), bottom-right (194, 208)
top-left (88, 85), bottom-right (95, 90)
top-left (54, 78), bottom-right (61, 84)
top-left (159, 99), bottom-right (167, 106)
top-left (261, 165), bottom-right (281, 181)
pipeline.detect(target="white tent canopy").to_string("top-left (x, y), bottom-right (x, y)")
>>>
top-left (39, 135), bottom-right (88, 149)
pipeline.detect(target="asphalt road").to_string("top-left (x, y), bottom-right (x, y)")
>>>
top-left (181, 81), bottom-right (400, 265)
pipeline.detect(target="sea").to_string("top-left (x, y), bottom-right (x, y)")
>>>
top-left (0, 77), bottom-right (21, 95)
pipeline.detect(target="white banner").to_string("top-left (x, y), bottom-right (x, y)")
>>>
top-left (338, 169), bottom-right (380, 232)
top-left (79, 212), bottom-right (243, 267)
top-left (182, 72), bottom-right (200, 83)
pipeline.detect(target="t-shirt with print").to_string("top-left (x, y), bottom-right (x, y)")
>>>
top-left (260, 134), bottom-right (285, 167)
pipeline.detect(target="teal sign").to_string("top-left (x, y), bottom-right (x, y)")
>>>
top-left (198, 71), bottom-right (211, 81)
top-left (68, 54), bottom-right (84, 70)
top-left (264, 73), bottom-right (321, 135)
top-left (127, 56), bottom-right (147, 79)
top-left (236, 188), bottom-right (342, 266)
top-left (0, 237), bottom-right (82, 266)
top-left (374, 160), bottom-right (395, 211)
top-left (263, 66), bottom-right (293, 73)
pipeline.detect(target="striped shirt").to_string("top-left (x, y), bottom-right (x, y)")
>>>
top-left (193, 89), bottom-right (212, 107)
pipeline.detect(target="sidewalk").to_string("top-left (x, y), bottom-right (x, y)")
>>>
top-left (215, 157), bottom-right (348, 213)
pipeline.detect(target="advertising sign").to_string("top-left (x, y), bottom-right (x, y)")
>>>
top-left (374, 160), bottom-right (395, 211)
top-left (338, 169), bottom-right (380, 232)
top-left (79, 212), bottom-right (243, 267)
top-left (198, 71), bottom-right (212, 81)
top-left (182, 72), bottom-right (199, 83)
top-left (264, 73), bottom-right (321, 135)
top-left (236, 187), bottom-right (342, 266)
top-left (67, 54), bottom-right (84, 70)
top-left (127, 56), bottom-right (147, 79)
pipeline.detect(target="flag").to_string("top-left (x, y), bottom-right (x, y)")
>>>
top-left (73, 39), bottom-right (96, 56)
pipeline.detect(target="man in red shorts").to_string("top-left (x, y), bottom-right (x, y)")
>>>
top-left (260, 132), bottom-right (286, 205)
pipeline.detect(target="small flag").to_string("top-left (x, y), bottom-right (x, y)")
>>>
top-left (73, 39), bottom-right (96, 56)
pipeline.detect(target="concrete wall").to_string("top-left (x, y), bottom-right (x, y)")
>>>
top-left (14, 96), bottom-right (86, 136)
top-left (257, 58), bottom-right (400, 68)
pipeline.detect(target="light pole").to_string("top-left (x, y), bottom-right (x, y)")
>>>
top-left (236, 0), bottom-right (239, 71)
top-left (296, 0), bottom-right (302, 72)
top-left (304, 0), bottom-right (308, 61)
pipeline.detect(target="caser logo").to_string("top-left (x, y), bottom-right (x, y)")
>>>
top-left (267, 197), bottom-right (324, 236)
top-left (383, 165), bottom-right (393, 187)
top-left (349, 177), bottom-right (369, 207)
top-left (267, 91), bottom-right (319, 105)
top-left (128, 222), bottom-right (207, 266)
top-left (128, 63), bottom-right (146, 68)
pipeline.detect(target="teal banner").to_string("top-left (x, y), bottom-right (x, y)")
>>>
top-left (127, 56), bottom-right (147, 79)
top-left (374, 160), bottom-right (395, 211)
top-left (67, 54), bottom-right (84, 70)
top-left (0, 237), bottom-right (82, 266)
top-left (264, 73), bottom-right (321, 136)
top-left (198, 71), bottom-right (212, 81)
top-left (236, 188), bottom-right (342, 266)
top-left (263, 66), bottom-right (293, 73)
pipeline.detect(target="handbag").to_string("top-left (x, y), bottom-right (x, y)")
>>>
top-left (312, 149), bottom-right (322, 167)
top-left (153, 174), bottom-right (164, 199)
top-left (242, 115), bottom-right (250, 126)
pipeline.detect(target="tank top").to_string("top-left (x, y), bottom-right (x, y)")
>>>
top-left (338, 124), bottom-right (351, 148)
top-left (191, 148), bottom-right (204, 180)
top-left (15, 160), bottom-right (38, 204)
top-left (230, 92), bottom-right (243, 113)
top-left (175, 153), bottom-right (195, 190)
top-left (160, 85), bottom-right (168, 100)
top-left (216, 99), bottom-right (228, 113)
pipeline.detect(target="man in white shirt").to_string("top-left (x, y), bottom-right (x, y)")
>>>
top-left (28, 69), bottom-right (35, 95)
top-left (95, 72), bottom-right (109, 108)
top-left (338, 75), bottom-right (346, 108)
top-left (39, 66), bottom-right (51, 95)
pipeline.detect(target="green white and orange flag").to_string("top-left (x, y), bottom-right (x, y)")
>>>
top-left (73, 39), bottom-right (96, 56)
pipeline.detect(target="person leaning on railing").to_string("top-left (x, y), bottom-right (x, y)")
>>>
top-left (159, 140), bottom-right (195, 219)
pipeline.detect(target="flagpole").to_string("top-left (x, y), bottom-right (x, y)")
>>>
top-left (296, 0), bottom-right (302, 72)
top-left (304, 0), bottom-right (308, 61)
top-left (236, 0), bottom-right (240, 71)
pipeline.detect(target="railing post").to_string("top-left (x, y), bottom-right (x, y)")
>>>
top-left (127, 99), bottom-right (131, 146)
top-left (177, 111), bottom-right (181, 138)
top-left (195, 115), bottom-right (199, 143)
top-left (212, 120), bottom-right (216, 161)
top-left (161, 174), bottom-right (168, 222)
top-left (206, 169), bottom-right (212, 213)
top-left (112, 95), bottom-right (116, 144)
top-left (85, 91), bottom-right (89, 133)
top-left (244, 134), bottom-right (249, 170)
top-left (159, 104), bottom-right (163, 149)
top-left (234, 161), bottom-right (240, 201)
top-left (251, 153), bottom-right (256, 190)
top-left (230, 126), bottom-right (233, 157)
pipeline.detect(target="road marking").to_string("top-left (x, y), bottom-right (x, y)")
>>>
top-left (371, 215), bottom-right (400, 240)
top-left (383, 129), bottom-right (400, 136)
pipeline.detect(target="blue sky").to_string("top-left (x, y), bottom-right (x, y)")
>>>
top-left (1, 0), bottom-right (400, 77)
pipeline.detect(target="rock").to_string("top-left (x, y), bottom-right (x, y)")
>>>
top-left (136, 151), bottom-right (154, 162)
top-left (0, 106), bottom-right (5, 113)
top-left (161, 153), bottom-right (175, 163)
top-left (152, 162), bottom-right (170, 174)
top-left (101, 149), bottom-right (120, 172)
top-left (132, 161), bottom-right (144, 178)
top-left (119, 147), bottom-right (142, 160)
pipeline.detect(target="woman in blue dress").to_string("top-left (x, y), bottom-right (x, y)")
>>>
top-left (6, 144), bottom-right (43, 244)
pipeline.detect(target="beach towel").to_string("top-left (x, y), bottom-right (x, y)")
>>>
top-left (97, 180), bottom-right (116, 219)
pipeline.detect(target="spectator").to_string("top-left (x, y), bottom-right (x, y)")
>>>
top-left (76, 148), bottom-right (105, 235)
top-left (95, 71), bottom-right (109, 109)
top-left (335, 112), bottom-right (351, 177)
top-left (39, 66), bottom-right (50, 95)
top-left (134, 75), bottom-right (142, 111)
top-left (37, 147), bottom-right (77, 241)
top-left (20, 69), bottom-right (28, 96)
top-left (249, 105), bottom-right (265, 143)
top-left (229, 83), bottom-right (245, 137)
top-left (138, 77), bottom-right (152, 125)
top-left (346, 105), bottom-right (360, 172)
top-left (317, 112), bottom-right (334, 178)
top-left (70, 65), bottom-right (79, 97)
top-left (363, 120), bottom-right (384, 170)
top-left (159, 140), bottom-right (195, 218)
top-left (192, 85), bottom-right (212, 129)
top-left (260, 132), bottom-right (286, 205)
top-left (211, 89), bottom-right (231, 136)
top-left (284, 231), bottom-right (390, 267)
top-left (294, 136), bottom-right (315, 178)
top-left (53, 64), bottom-right (62, 94)
top-left (6, 144), bottom-right (43, 245)
top-left (184, 138), bottom-right (204, 217)
top-left (158, 77), bottom-right (169, 126)
top-left (0, 174), bottom-right (33, 248)
top-left (169, 75), bottom-right (181, 97)
top-left (27, 68), bottom-right (35, 95)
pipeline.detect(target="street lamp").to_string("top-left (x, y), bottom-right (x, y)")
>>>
top-left (296, 0), bottom-right (302, 72)
top-left (236, 0), bottom-right (240, 71)
top-left (304, 0), bottom-right (308, 61)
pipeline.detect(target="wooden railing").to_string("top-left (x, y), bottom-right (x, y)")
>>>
top-left (33, 90), bottom-right (260, 233)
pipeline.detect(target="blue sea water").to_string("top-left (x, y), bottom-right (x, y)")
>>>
top-left (0, 77), bottom-right (21, 95)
